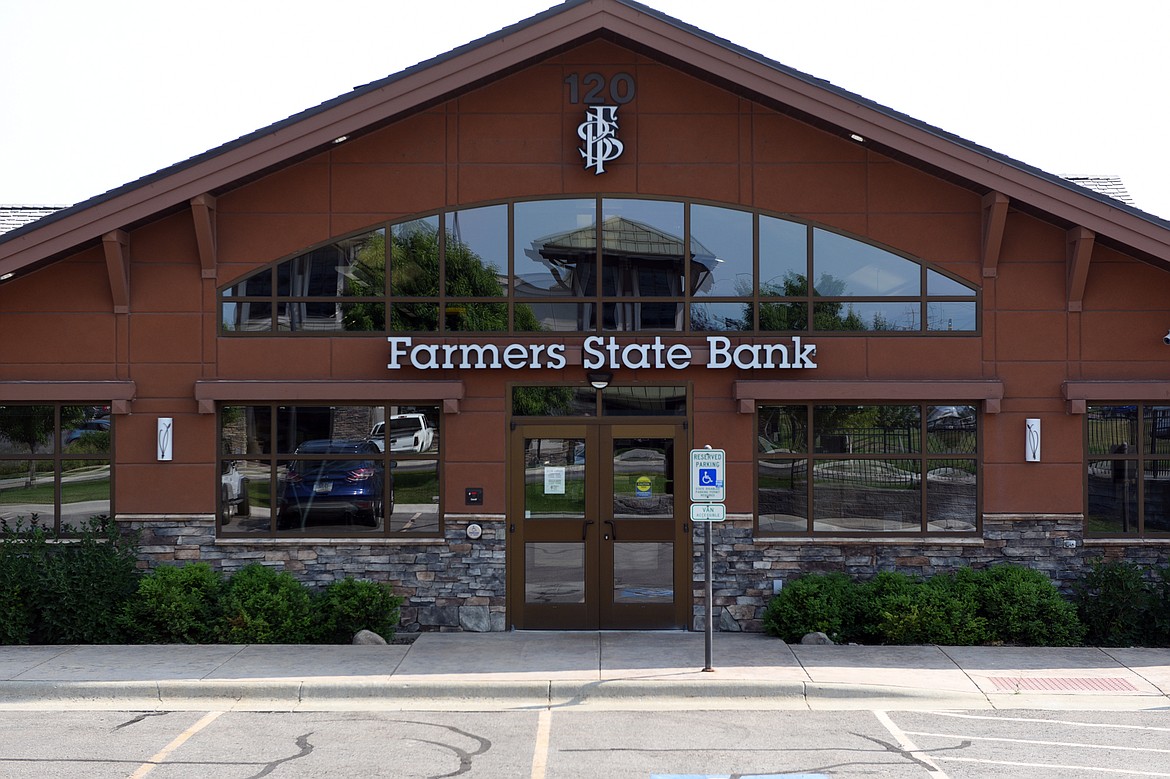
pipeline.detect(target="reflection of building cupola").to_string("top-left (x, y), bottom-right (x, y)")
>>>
top-left (525, 211), bottom-right (720, 331)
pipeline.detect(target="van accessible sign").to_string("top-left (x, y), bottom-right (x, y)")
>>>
top-left (387, 335), bottom-right (817, 371)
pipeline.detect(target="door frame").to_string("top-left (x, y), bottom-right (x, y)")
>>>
top-left (506, 413), bottom-right (692, 630)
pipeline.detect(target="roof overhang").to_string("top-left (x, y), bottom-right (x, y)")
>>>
top-left (3, 0), bottom-right (1169, 280)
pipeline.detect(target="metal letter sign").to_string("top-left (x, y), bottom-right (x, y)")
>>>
top-left (690, 448), bottom-right (725, 502)
top-left (577, 105), bottom-right (624, 175)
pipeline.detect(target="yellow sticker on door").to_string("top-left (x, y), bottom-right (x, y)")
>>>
top-left (635, 475), bottom-right (653, 498)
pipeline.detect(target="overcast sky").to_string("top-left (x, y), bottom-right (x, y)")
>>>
top-left (3, 0), bottom-right (1168, 220)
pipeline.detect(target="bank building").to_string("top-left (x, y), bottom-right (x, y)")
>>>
top-left (2, 0), bottom-right (1169, 632)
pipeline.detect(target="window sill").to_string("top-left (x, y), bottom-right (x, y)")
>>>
top-left (214, 536), bottom-right (447, 545)
top-left (753, 535), bottom-right (985, 546)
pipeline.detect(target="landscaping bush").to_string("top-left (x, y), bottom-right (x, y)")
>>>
top-left (864, 571), bottom-right (989, 646)
top-left (763, 565), bottom-right (1085, 646)
top-left (29, 514), bottom-right (140, 640)
top-left (1151, 567), bottom-right (1170, 646)
top-left (120, 563), bottom-right (226, 643)
top-left (964, 565), bottom-right (1084, 647)
top-left (313, 577), bottom-right (402, 643)
top-left (0, 519), bottom-right (47, 644)
top-left (1075, 560), bottom-right (1158, 647)
top-left (762, 572), bottom-right (861, 643)
top-left (219, 563), bottom-right (313, 643)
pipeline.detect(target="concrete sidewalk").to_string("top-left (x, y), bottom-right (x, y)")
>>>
top-left (1, 632), bottom-right (1168, 712)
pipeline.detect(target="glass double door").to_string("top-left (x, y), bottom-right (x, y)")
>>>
top-left (508, 422), bottom-right (690, 630)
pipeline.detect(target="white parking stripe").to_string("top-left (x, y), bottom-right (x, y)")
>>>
top-left (930, 712), bottom-right (1170, 732)
top-left (873, 711), bottom-right (950, 779)
top-left (531, 709), bottom-right (551, 779)
top-left (934, 756), bottom-right (1170, 777)
top-left (129, 710), bottom-right (223, 778)
top-left (905, 730), bottom-right (1170, 754)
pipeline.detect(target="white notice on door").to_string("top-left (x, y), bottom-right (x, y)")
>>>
top-left (544, 466), bottom-right (566, 495)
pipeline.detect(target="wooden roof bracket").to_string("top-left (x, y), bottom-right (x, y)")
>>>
top-left (981, 191), bottom-right (1009, 278)
top-left (102, 230), bottom-right (129, 314)
top-left (1066, 226), bottom-right (1095, 312)
top-left (190, 194), bottom-right (217, 280)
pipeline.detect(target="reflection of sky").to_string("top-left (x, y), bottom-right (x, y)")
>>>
top-left (447, 205), bottom-right (507, 273)
top-left (691, 204), bottom-right (751, 296)
top-left (514, 200), bottom-right (595, 285)
top-left (814, 229), bottom-right (920, 296)
top-left (927, 302), bottom-right (977, 331)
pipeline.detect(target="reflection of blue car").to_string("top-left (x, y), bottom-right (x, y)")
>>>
top-left (64, 418), bottom-right (111, 445)
top-left (277, 440), bottom-right (389, 529)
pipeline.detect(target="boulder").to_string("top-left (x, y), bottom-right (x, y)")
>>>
top-left (800, 631), bottom-right (834, 645)
top-left (352, 629), bottom-right (387, 645)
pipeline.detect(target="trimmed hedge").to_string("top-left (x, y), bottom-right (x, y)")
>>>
top-left (120, 563), bottom-right (226, 643)
top-left (0, 517), bottom-right (140, 644)
top-left (764, 565), bottom-right (1085, 646)
top-left (1075, 560), bottom-right (1170, 647)
top-left (2, 519), bottom-right (403, 645)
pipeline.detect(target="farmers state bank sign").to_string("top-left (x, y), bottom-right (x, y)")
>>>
top-left (387, 335), bottom-right (817, 371)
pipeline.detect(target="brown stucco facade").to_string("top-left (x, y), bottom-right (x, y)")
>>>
top-left (3, 0), bottom-right (1170, 632)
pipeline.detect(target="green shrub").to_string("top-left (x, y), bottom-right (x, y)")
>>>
top-left (762, 573), bottom-right (861, 643)
top-left (1076, 560), bottom-right (1155, 647)
top-left (762, 565), bottom-right (1084, 647)
top-left (0, 519), bottom-right (48, 644)
top-left (964, 565), bottom-right (1083, 647)
top-left (33, 517), bottom-right (141, 644)
top-left (1149, 567), bottom-right (1170, 646)
top-left (120, 563), bottom-right (225, 643)
top-left (220, 564), bottom-right (313, 643)
top-left (866, 572), bottom-right (988, 645)
top-left (314, 577), bottom-right (402, 643)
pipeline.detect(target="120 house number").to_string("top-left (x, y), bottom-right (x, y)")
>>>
top-left (565, 72), bottom-right (636, 104)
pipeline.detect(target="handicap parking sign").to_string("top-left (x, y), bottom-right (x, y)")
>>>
top-left (689, 448), bottom-right (725, 502)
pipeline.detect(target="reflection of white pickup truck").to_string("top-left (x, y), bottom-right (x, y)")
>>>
top-left (370, 414), bottom-right (435, 454)
top-left (220, 460), bottom-right (250, 525)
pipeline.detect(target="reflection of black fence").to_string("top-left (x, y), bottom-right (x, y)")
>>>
top-left (815, 427), bottom-right (914, 454)
top-left (811, 426), bottom-right (974, 455)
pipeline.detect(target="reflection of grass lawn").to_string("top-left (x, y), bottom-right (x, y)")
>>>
top-left (245, 479), bottom-right (270, 507)
top-left (0, 478), bottom-right (110, 504)
top-left (525, 483), bottom-right (585, 514)
top-left (393, 470), bottom-right (438, 504)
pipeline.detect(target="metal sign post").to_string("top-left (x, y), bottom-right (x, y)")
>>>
top-left (689, 445), bottom-right (726, 673)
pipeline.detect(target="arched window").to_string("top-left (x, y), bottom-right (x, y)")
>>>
top-left (220, 198), bottom-right (977, 335)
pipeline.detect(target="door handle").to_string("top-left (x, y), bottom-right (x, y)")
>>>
top-left (582, 519), bottom-right (594, 540)
top-left (604, 519), bottom-right (617, 540)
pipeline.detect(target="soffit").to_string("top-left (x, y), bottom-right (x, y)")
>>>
top-left (2, 0), bottom-right (1169, 279)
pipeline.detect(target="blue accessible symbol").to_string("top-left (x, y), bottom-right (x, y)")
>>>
top-left (699, 467), bottom-right (718, 487)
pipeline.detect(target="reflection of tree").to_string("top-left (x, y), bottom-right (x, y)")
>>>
top-left (753, 273), bottom-right (867, 331)
top-left (341, 232), bottom-right (387, 332)
top-left (0, 406), bottom-right (85, 485)
top-left (378, 221), bottom-right (540, 332)
top-left (513, 386), bottom-right (579, 417)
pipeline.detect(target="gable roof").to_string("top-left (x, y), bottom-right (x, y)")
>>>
top-left (1062, 176), bottom-right (1135, 206)
top-left (2, 0), bottom-right (1169, 281)
top-left (0, 205), bottom-right (64, 235)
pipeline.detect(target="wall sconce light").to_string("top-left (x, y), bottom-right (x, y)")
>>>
top-left (1025, 418), bottom-right (1041, 462)
top-left (157, 417), bottom-right (173, 462)
top-left (588, 371), bottom-right (613, 390)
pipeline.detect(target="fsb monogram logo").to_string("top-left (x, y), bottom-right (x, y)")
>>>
top-left (577, 105), bottom-right (624, 175)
